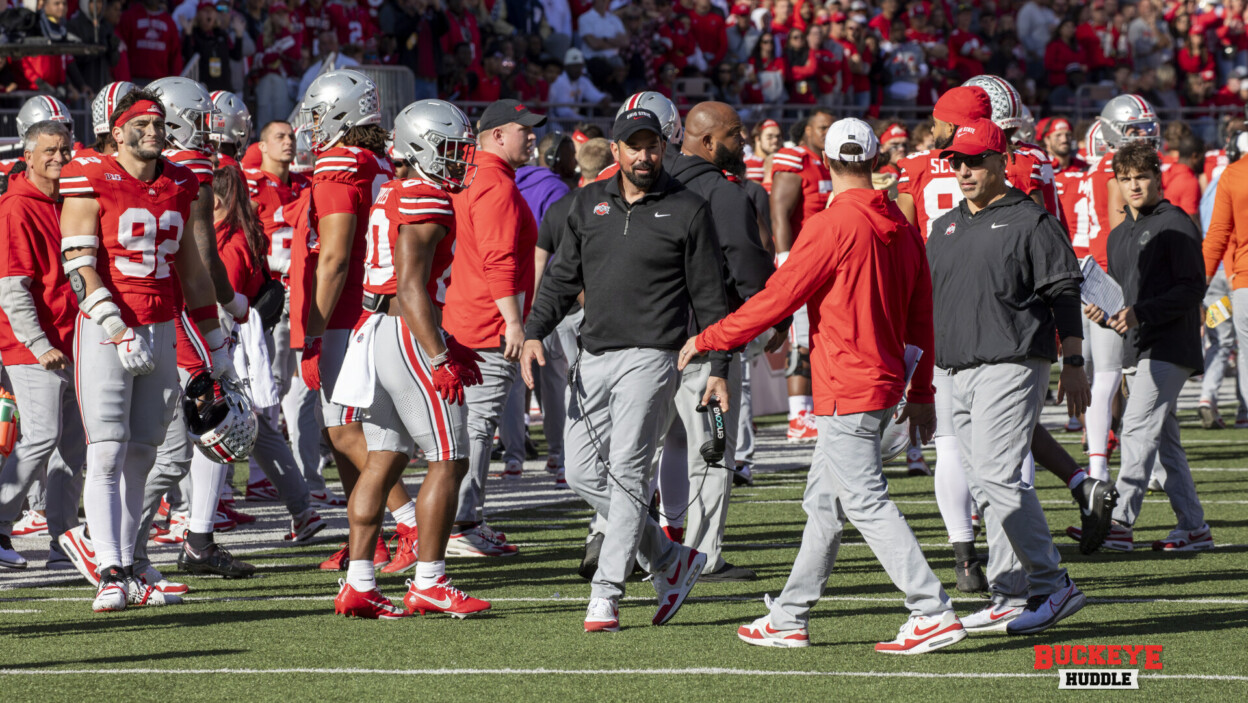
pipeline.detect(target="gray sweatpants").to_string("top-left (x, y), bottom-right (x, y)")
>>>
top-left (455, 349), bottom-right (518, 524)
top-left (537, 309), bottom-right (583, 466)
top-left (1113, 359), bottom-right (1205, 530)
top-left (564, 348), bottom-right (682, 601)
top-left (770, 410), bottom-right (952, 628)
top-left (1202, 272), bottom-right (1246, 413)
top-left (734, 336), bottom-right (768, 468)
top-left (951, 359), bottom-right (1067, 604)
top-left (0, 364), bottom-right (86, 539)
top-left (654, 358), bottom-right (741, 573)
top-left (499, 375), bottom-right (527, 466)
top-left (286, 348), bottom-right (327, 493)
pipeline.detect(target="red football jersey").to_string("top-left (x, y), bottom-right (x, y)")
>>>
top-left (163, 148), bottom-right (214, 187)
top-left (0, 158), bottom-right (20, 176)
top-left (1053, 157), bottom-right (1090, 256)
top-left (1009, 143), bottom-right (1067, 233)
top-left (245, 168), bottom-right (310, 277)
top-left (770, 145), bottom-right (832, 241)
top-left (744, 154), bottom-right (765, 184)
top-left (285, 190), bottom-right (315, 348)
top-left (1082, 154), bottom-right (1117, 271)
top-left (1160, 159), bottom-right (1200, 215)
top-left (364, 178), bottom-right (456, 307)
top-left (309, 145), bottom-right (394, 330)
top-left (217, 219), bottom-right (265, 300)
top-left (896, 150), bottom-right (962, 239)
top-left (326, 1), bottom-right (376, 47)
top-left (59, 154), bottom-right (197, 326)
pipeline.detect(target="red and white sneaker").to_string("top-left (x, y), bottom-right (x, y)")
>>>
top-left (374, 534), bottom-right (391, 568)
top-left (246, 477), bottom-right (279, 502)
top-left (320, 543), bottom-right (350, 571)
top-left (403, 575), bottom-right (491, 618)
top-left (786, 411), bottom-right (818, 443)
top-left (584, 597), bottom-right (620, 632)
top-left (285, 508), bottom-right (326, 543)
top-left (126, 576), bottom-right (182, 607)
top-left (12, 510), bottom-right (48, 537)
top-left (310, 488), bottom-right (347, 508)
top-left (380, 524), bottom-right (418, 574)
top-left (153, 513), bottom-right (188, 545)
top-left (1152, 524), bottom-right (1214, 551)
top-left (652, 547), bottom-right (707, 625)
top-left (960, 602), bottom-right (1024, 632)
top-left (157, 497), bottom-right (172, 519)
top-left (545, 456), bottom-right (561, 474)
top-left (213, 510), bottom-right (238, 533)
top-left (57, 524), bottom-right (100, 586)
top-left (219, 500), bottom-right (256, 525)
top-left (875, 610), bottom-right (966, 654)
top-left (139, 564), bottom-right (189, 595)
top-left (737, 613), bottom-right (810, 648)
top-left (1103, 522), bottom-right (1134, 552)
top-left (501, 459), bottom-right (523, 480)
top-left (92, 579), bottom-right (128, 613)
top-left (554, 466), bottom-right (568, 489)
top-left (446, 524), bottom-right (519, 557)
top-left (906, 447), bottom-right (932, 477)
top-left (333, 580), bottom-right (407, 620)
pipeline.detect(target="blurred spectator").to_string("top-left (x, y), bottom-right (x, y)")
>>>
top-left (1077, 2), bottom-right (1118, 80)
top-left (118, 0), bottom-right (184, 84)
top-left (1179, 28), bottom-right (1216, 78)
top-left (183, 0), bottom-right (243, 93)
top-left (68, 0), bottom-right (131, 90)
top-left (688, 0), bottom-right (728, 67)
top-left (882, 17), bottom-right (923, 107)
top-left (618, 6), bottom-right (656, 93)
top-left (253, 1), bottom-right (300, 128)
top-left (513, 58), bottom-right (549, 103)
top-left (1045, 19), bottom-right (1084, 87)
top-left (1215, 0), bottom-right (1247, 80)
top-left (1017, 0), bottom-right (1061, 64)
top-left (727, 3), bottom-right (761, 64)
top-left (547, 47), bottom-right (608, 120)
top-left (1047, 62), bottom-right (1088, 113)
top-left (382, 0), bottom-right (446, 101)
top-left (328, 0), bottom-right (376, 50)
top-left (298, 30), bottom-right (358, 97)
top-left (578, 0), bottom-right (627, 73)
top-left (294, 0), bottom-right (332, 54)
top-left (783, 27), bottom-right (816, 106)
top-left (19, 0), bottom-right (92, 102)
top-left (1129, 0), bottom-right (1172, 71)
top-left (242, 0), bottom-right (268, 42)
top-left (1153, 63), bottom-right (1184, 112)
top-left (442, 0), bottom-right (481, 67)
top-left (470, 51), bottom-right (506, 102)
top-left (948, 5), bottom-right (990, 81)
top-left (540, 0), bottom-right (573, 38)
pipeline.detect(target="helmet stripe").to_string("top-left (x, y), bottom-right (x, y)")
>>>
top-left (44, 96), bottom-right (61, 119)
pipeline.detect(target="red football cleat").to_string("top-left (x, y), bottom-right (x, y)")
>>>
top-left (218, 500), bottom-right (257, 525)
top-left (403, 575), bottom-right (491, 618)
top-left (380, 524), bottom-right (419, 574)
top-left (374, 534), bottom-right (391, 569)
top-left (333, 580), bottom-right (407, 620)
top-left (320, 544), bottom-right (350, 571)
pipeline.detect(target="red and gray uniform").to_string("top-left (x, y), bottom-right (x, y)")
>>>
top-left (244, 167), bottom-right (310, 281)
top-left (352, 177), bottom-right (468, 461)
top-left (771, 145), bottom-right (831, 351)
top-left (163, 147), bottom-right (216, 373)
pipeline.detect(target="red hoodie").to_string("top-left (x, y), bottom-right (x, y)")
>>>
top-left (696, 187), bottom-right (935, 414)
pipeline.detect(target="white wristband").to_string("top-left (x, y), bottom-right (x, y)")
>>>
top-left (64, 255), bottom-right (97, 273)
top-left (223, 291), bottom-right (249, 318)
top-left (204, 326), bottom-right (226, 351)
top-left (61, 235), bottom-right (100, 251)
top-left (79, 288), bottom-right (113, 316)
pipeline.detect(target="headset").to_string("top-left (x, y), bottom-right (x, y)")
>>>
top-left (543, 131), bottom-right (573, 170)
top-left (695, 397), bottom-right (726, 467)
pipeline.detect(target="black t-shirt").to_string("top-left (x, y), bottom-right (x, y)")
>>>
top-left (927, 188), bottom-right (1082, 371)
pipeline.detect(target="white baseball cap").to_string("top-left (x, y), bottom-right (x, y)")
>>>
top-left (564, 48), bottom-right (586, 66)
top-left (823, 118), bottom-right (879, 162)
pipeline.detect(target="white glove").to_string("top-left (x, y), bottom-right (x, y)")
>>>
top-left (205, 327), bottom-right (237, 380)
top-left (223, 291), bottom-right (250, 323)
top-left (112, 328), bottom-right (155, 376)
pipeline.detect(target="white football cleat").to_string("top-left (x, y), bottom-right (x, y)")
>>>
top-left (127, 577), bottom-right (183, 607)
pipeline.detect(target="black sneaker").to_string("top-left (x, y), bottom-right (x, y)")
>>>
top-left (732, 465), bottom-right (754, 487)
top-left (699, 562), bottom-right (757, 582)
top-left (178, 542), bottom-right (255, 578)
top-left (578, 532), bottom-right (604, 581)
top-left (1073, 477), bottom-right (1118, 555)
top-left (0, 534), bottom-right (28, 570)
top-left (952, 541), bottom-right (987, 593)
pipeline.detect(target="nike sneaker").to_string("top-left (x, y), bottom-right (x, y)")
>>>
top-left (0, 534), bottom-right (27, 570)
top-left (875, 610), bottom-right (966, 654)
top-left (246, 477), bottom-right (279, 502)
top-left (334, 579), bottom-right (407, 620)
top-left (1071, 477), bottom-right (1118, 554)
top-left (92, 569), bottom-right (128, 613)
top-left (584, 597), bottom-right (620, 633)
top-left (652, 547), bottom-right (706, 625)
top-left (57, 524), bottom-right (100, 586)
top-left (310, 488), bottom-right (347, 508)
top-left (285, 508), bottom-right (326, 543)
top-left (13, 510), bottom-right (48, 537)
top-left (961, 601), bottom-right (1025, 632)
top-left (446, 524), bottom-right (518, 557)
top-left (1006, 577), bottom-right (1086, 635)
top-left (178, 541), bottom-right (256, 578)
top-left (403, 575), bottom-right (491, 618)
top-left (1152, 524), bottom-right (1214, 551)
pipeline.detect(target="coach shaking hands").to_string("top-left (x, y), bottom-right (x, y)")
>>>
top-left (520, 108), bottom-right (729, 633)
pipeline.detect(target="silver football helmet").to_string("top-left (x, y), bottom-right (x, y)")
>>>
top-left (209, 90), bottom-right (252, 146)
top-left (963, 75), bottom-right (1026, 131)
top-left (92, 81), bottom-right (136, 136)
top-left (617, 91), bottom-right (684, 143)
top-left (148, 76), bottom-right (217, 151)
top-left (1087, 120), bottom-right (1111, 160)
top-left (391, 99), bottom-right (478, 191)
top-left (1099, 94), bottom-right (1161, 149)
top-left (300, 69), bottom-right (381, 152)
top-left (1013, 105), bottom-right (1036, 144)
top-left (183, 372), bottom-right (257, 464)
top-left (16, 95), bottom-right (73, 138)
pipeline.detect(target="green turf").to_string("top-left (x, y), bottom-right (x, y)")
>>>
top-left (1, 406), bottom-right (1246, 702)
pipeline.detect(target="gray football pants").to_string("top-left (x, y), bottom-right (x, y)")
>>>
top-left (455, 349), bottom-right (518, 524)
top-left (1114, 359), bottom-right (1205, 531)
top-left (564, 348), bottom-right (682, 602)
top-left (0, 364), bottom-right (86, 539)
top-left (769, 410), bottom-right (952, 629)
top-left (1202, 272), bottom-right (1246, 413)
top-left (287, 347), bottom-right (327, 493)
top-left (535, 309), bottom-right (583, 467)
top-left (951, 359), bottom-right (1068, 604)
top-left (654, 358), bottom-right (741, 573)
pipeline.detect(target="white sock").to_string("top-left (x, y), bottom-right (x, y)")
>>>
top-left (788, 396), bottom-right (806, 419)
top-left (1088, 453), bottom-right (1110, 482)
top-left (933, 436), bottom-right (975, 543)
top-left (415, 560), bottom-right (445, 590)
top-left (390, 500), bottom-right (417, 529)
top-left (1067, 468), bottom-right (1088, 491)
top-left (801, 395), bottom-right (814, 412)
top-left (188, 453), bottom-right (228, 535)
top-left (346, 560), bottom-right (376, 592)
top-left (84, 440), bottom-right (128, 569)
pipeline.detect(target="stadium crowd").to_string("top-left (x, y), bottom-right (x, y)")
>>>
top-left (0, 0), bottom-right (1242, 654)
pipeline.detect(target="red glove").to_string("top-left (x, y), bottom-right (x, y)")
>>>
top-left (432, 359), bottom-right (472, 405)
top-left (301, 336), bottom-right (323, 391)
top-left (444, 336), bottom-right (483, 386)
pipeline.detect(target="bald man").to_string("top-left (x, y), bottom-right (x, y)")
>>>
top-left (659, 102), bottom-right (785, 581)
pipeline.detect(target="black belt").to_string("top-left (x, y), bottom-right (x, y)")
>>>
top-left (362, 291), bottom-right (394, 314)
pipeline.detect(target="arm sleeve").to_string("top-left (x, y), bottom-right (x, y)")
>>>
top-left (683, 204), bottom-right (733, 377)
top-left (525, 197), bottom-right (584, 341)
top-left (1133, 220), bottom-right (1207, 326)
top-left (0, 276), bottom-right (53, 358)
top-left (1029, 212), bottom-right (1085, 339)
top-left (472, 185), bottom-right (530, 300)
top-left (904, 235), bottom-right (936, 404)
top-left (1203, 172), bottom-right (1235, 276)
top-left (1042, 280), bottom-right (1084, 340)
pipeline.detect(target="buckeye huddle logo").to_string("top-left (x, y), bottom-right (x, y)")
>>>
top-left (1035, 644), bottom-right (1164, 690)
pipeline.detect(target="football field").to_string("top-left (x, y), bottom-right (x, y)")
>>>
top-left (2, 376), bottom-right (1247, 702)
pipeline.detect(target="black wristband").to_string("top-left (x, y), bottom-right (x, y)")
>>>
top-left (1063, 355), bottom-right (1085, 367)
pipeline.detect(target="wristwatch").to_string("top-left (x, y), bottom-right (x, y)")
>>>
top-left (1063, 355), bottom-right (1085, 367)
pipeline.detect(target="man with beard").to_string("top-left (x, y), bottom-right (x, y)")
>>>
top-left (520, 108), bottom-right (729, 632)
top-left (659, 102), bottom-right (784, 581)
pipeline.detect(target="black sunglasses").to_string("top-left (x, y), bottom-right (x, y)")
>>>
top-left (950, 153), bottom-right (990, 169)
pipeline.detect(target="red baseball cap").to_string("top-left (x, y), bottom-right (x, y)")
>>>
top-left (881, 122), bottom-right (908, 142)
top-left (932, 86), bottom-right (992, 125)
top-left (939, 118), bottom-right (1008, 159)
top-left (1035, 116), bottom-right (1072, 143)
top-left (830, 11), bottom-right (848, 22)
top-left (730, 3), bottom-right (751, 16)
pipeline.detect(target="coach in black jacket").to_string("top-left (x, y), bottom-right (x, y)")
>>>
top-left (520, 108), bottom-right (729, 630)
top-left (1086, 142), bottom-right (1210, 553)
top-left (660, 102), bottom-right (781, 582)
